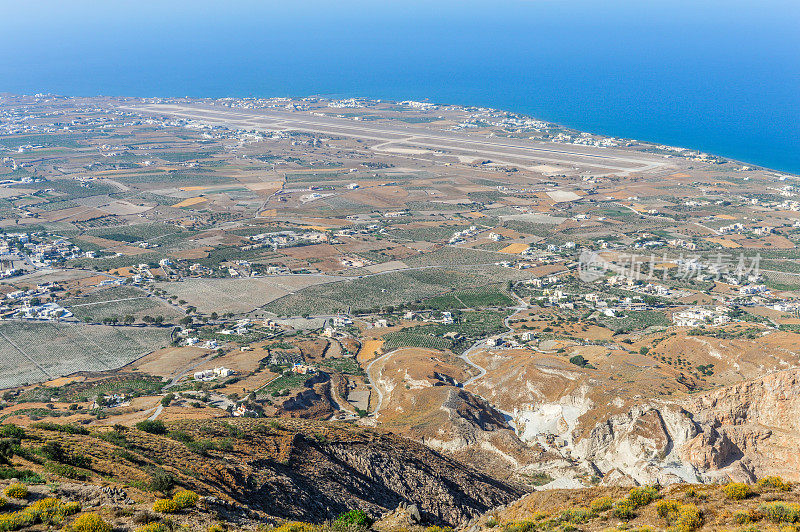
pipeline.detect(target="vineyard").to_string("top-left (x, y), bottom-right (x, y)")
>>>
top-left (381, 330), bottom-right (453, 351)
top-left (0, 321), bottom-right (171, 389)
top-left (419, 283), bottom-right (515, 310)
top-left (156, 275), bottom-right (338, 314)
top-left (597, 310), bottom-right (671, 334)
top-left (61, 286), bottom-right (182, 322)
top-left (265, 265), bottom-right (528, 316)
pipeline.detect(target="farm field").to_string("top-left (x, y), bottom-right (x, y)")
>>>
top-left (0, 321), bottom-right (171, 388)
top-left (155, 274), bottom-right (340, 314)
top-left (265, 265), bottom-right (529, 316)
top-left (61, 285), bottom-right (182, 322)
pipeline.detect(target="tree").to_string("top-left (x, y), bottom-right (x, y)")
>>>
top-left (148, 467), bottom-right (175, 495)
top-left (161, 393), bottom-right (175, 407)
top-left (135, 420), bottom-right (166, 434)
top-left (569, 355), bottom-right (589, 368)
top-left (123, 315), bottom-right (135, 325)
top-left (40, 440), bottom-right (67, 462)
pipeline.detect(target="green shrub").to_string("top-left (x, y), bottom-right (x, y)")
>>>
top-left (723, 482), bottom-right (752, 500)
top-left (0, 468), bottom-right (41, 483)
top-left (0, 426), bottom-right (24, 440)
top-left (45, 462), bottom-right (89, 480)
top-left (2, 484), bottom-right (26, 499)
top-left (559, 507), bottom-right (595, 524)
top-left (160, 394), bottom-right (174, 408)
top-left (136, 420), bottom-right (167, 434)
top-left (758, 476), bottom-right (792, 492)
top-left (613, 500), bottom-right (636, 520)
top-left (733, 509), bottom-right (757, 524)
top-left (335, 509), bottom-right (373, 527)
top-left (590, 496), bottom-right (613, 512)
top-left (148, 468), bottom-right (175, 494)
top-left (760, 502), bottom-right (800, 523)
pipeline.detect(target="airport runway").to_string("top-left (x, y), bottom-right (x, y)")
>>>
top-left (123, 103), bottom-right (669, 174)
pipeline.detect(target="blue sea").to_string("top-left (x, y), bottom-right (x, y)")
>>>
top-left (1, 0), bottom-right (798, 173)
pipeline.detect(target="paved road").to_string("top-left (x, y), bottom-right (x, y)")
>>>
top-left (147, 404), bottom-right (163, 420)
top-left (459, 285), bottom-right (529, 386)
top-left (363, 348), bottom-right (411, 419)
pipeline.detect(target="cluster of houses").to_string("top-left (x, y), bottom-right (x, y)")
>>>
top-left (194, 366), bottom-right (234, 381)
top-left (673, 307), bottom-right (732, 327)
top-left (13, 302), bottom-right (72, 320)
top-left (242, 230), bottom-right (327, 251)
top-left (448, 225), bottom-right (482, 245)
top-left (0, 232), bottom-right (89, 276)
top-left (0, 283), bottom-right (74, 321)
top-left (90, 393), bottom-right (130, 409)
top-left (219, 318), bottom-right (252, 336)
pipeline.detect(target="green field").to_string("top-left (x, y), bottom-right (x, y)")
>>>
top-left (382, 310), bottom-right (510, 353)
top-left (418, 284), bottom-right (514, 310)
top-left (264, 265), bottom-right (528, 316)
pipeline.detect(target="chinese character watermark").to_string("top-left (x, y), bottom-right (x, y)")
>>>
top-left (578, 249), bottom-right (760, 284)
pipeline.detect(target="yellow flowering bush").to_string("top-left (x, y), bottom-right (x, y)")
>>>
top-left (70, 512), bottom-right (112, 532)
top-left (152, 498), bottom-right (180, 514)
top-left (613, 499), bottom-right (636, 520)
top-left (2, 485), bottom-right (26, 500)
top-left (627, 486), bottom-right (660, 508)
top-left (136, 523), bottom-right (170, 532)
top-left (272, 522), bottom-right (316, 532)
top-left (675, 504), bottom-right (703, 531)
top-left (172, 489), bottom-right (199, 509)
top-left (723, 482), bottom-right (752, 500)
top-left (759, 476), bottom-right (792, 492)
top-left (655, 499), bottom-right (680, 520)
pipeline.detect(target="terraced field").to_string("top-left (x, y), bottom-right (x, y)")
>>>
top-left (0, 321), bottom-right (171, 388)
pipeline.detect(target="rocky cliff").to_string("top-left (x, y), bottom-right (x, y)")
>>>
top-left (510, 368), bottom-right (800, 487)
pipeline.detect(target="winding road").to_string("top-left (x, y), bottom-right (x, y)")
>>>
top-left (459, 285), bottom-right (529, 386)
top-left (366, 285), bottom-right (531, 418)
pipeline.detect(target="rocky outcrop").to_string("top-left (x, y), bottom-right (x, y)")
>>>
top-left (42, 418), bottom-right (523, 527)
top-left (512, 368), bottom-right (800, 486)
top-left (683, 368), bottom-right (800, 482)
